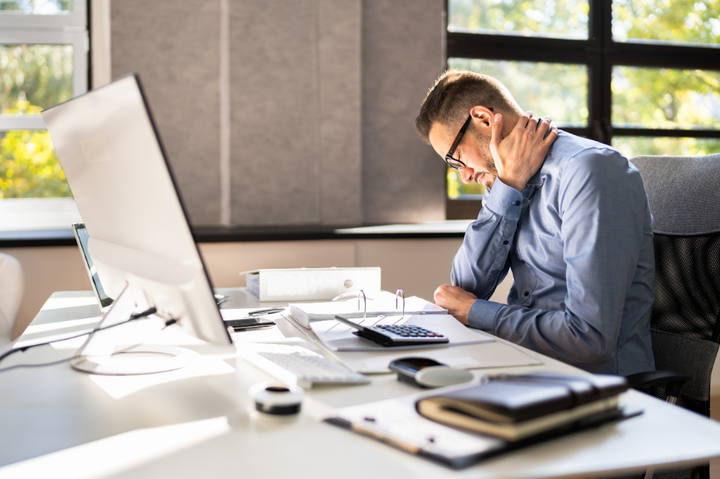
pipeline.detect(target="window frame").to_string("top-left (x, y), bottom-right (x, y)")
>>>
top-left (0, 1), bottom-right (88, 231)
top-left (445, 0), bottom-right (720, 218)
top-left (0, 1), bottom-right (88, 130)
top-left (0, 1), bottom-right (86, 28)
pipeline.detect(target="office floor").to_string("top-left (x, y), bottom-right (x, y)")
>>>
top-left (712, 395), bottom-right (720, 478)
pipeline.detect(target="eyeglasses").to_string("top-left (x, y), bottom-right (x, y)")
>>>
top-left (444, 107), bottom-right (492, 170)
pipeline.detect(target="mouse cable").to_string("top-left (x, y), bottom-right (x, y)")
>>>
top-left (0, 310), bottom-right (179, 375)
top-left (0, 306), bottom-right (158, 367)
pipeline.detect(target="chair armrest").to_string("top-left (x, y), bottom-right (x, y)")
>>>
top-left (626, 370), bottom-right (693, 398)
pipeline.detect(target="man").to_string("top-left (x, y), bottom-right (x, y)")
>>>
top-left (416, 70), bottom-right (655, 376)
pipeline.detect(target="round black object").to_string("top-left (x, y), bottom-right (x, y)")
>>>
top-left (251, 384), bottom-right (304, 416)
top-left (254, 401), bottom-right (301, 415)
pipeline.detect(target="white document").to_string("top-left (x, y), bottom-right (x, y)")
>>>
top-left (346, 342), bottom-right (543, 373)
top-left (310, 313), bottom-right (492, 351)
top-left (326, 393), bottom-right (505, 467)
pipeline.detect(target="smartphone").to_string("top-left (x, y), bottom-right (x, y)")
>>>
top-left (224, 317), bottom-right (275, 331)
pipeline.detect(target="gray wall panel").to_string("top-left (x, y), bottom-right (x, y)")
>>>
top-left (111, 0), bottom-right (222, 226)
top-left (110, 0), bottom-right (446, 227)
top-left (317, 0), bottom-right (363, 225)
top-left (229, 0), bottom-right (320, 225)
top-left (362, 0), bottom-right (445, 224)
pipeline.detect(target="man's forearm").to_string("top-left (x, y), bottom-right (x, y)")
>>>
top-left (452, 178), bottom-right (522, 299)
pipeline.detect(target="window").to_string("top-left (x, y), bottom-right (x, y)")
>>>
top-left (446, 0), bottom-right (720, 218)
top-left (0, 0), bottom-right (87, 229)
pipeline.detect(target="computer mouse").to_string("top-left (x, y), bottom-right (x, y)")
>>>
top-left (389, 357), bottom-right (474, 388)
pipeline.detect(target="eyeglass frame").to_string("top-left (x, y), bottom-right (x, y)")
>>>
top-left (444, 107), bottom-right (493, 170)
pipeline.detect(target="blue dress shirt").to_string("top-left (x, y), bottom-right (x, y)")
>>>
top-left (453, 131), bottom-right (655, 376)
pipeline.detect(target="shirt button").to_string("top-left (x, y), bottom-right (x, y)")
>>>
top-left (524, 291), bottom-right (530, 296)
top-left (502, 240), bottom-right (509, 245)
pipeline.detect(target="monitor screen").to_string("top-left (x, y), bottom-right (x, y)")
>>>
top-left (72, 222), bottom-right (113, 311)
top-left (42, 73), bottom-right (231, 347)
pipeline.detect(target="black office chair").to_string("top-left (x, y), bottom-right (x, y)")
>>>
top-left (625, 153), bottom-right (720, 479)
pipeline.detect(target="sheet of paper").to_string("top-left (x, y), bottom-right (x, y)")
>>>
top-left (230, 327), bottom-right (286, 342)
top-left (327, 392), bottom-right (505, 464)
top-left (310, 313), bottom-right (493, 352)
top-left (338, 341), bottom-right (543, 374)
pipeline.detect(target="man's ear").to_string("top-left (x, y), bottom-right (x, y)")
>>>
top-left (469, 105), bottom-right (494, 134)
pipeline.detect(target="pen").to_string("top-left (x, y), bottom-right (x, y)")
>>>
top-left (247, 307), bottom-right (284, 316)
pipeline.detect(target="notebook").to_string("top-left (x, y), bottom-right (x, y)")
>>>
top-left (325, 374), bottom-right (640, 469)
top-left (415, 372), bottom-right (629, 441)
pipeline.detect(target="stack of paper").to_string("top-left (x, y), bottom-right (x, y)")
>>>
top-left (288, 291), bottom-right (447, 329)
top-left (245, 274), bottom-right (260, 297)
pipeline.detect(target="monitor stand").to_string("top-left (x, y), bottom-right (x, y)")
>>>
top-left (71, 285), bottom-right (199, 375)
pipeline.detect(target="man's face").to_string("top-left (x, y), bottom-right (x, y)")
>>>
top-left (429, 118), bottom-right (499, 192)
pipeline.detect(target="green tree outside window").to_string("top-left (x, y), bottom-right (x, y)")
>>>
top-left (0, 44), bottom-right (73, 198)
top-left (447, 1), bottom-right (720, 199)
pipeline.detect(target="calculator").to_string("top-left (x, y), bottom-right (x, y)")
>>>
top-left (334, 315), bottom-right (449, 347)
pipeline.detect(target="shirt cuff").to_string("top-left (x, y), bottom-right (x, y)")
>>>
top-left (483, 178), bottom-right (523, 221)
top-left (467, 299), bottom-right (504, 331)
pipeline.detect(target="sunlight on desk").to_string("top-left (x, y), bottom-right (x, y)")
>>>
top-left (0, 417), bottom-right (231, 479)
top-left (41, 295), bottom-right (98, 311)
top-left (19, 320), bottom-right (239, 400)
top-left (89, 355), bottom-right (236, 399)
top-left (5, 288), bottom-right (720, 478)
top-left (15, 316), bottom-right (101, 349)
top-left (230, 326), bottom-right (287, 343)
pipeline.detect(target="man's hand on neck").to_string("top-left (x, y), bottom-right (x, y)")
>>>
top-left (490, 111), bottom-right (558, 192)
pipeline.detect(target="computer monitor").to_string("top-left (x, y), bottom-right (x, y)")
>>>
top-left (72, 222), bottom-right (114, 312)
top-left (42, 73), bottom-right (232, 374)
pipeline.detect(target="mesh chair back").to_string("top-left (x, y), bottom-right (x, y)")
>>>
top-left (631, 154), bottom-right (720, 417)
top-left (632, 154), bottom-right (720, 479)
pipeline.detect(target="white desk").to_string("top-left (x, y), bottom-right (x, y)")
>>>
top-left (2, 289), bottom-right (720, 479)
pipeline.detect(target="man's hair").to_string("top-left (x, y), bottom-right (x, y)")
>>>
top-left (415, 69), bottom-right (522, 144)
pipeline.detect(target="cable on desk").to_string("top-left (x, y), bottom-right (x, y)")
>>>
top-left (0, 306), bottom-right (161, 372)
top-left (0, 329), bottom-right (175, 374)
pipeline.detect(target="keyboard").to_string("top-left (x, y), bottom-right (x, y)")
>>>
top-left (241, 343), bottom-right (370, 389)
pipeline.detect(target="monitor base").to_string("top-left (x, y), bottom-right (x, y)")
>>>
top-left (71, 344), bottom-right (199, 375)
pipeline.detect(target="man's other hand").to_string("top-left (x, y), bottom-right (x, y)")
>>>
top-left (490, 111), bottom-right (558, 192)
top-left (434, 284), bottom-right (478, 326)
